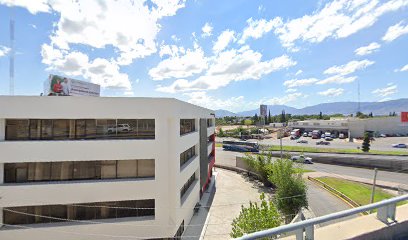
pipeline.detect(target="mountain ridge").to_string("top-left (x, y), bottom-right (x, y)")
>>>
top-left (214, 98), bottom-right (408, 117)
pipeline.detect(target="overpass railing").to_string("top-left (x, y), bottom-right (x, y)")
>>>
top-left (235, 194), bottom-right (408, 240)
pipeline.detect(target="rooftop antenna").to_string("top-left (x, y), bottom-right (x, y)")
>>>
top-left (9, 8), bottom-right (15, 95)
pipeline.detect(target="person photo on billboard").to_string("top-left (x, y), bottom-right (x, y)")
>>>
top-left (61, 78), bottom-right (70, 96)
top-left (52, 78), bottom-right (62, 94)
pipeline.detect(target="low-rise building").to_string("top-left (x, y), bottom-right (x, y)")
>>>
top-left (0, 96), bottom-right (215, 240)
top-left (288, 116), bottom-right (408, 138)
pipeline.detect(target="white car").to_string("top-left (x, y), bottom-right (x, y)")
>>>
top-left (392, 143), bottom-right (407, 148)
top-left (291, 155), bottom-right (313, 164)
top-left (107, 124), bottom-right (131, 133)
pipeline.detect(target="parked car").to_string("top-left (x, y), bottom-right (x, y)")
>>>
top-left (291, 155), bottom-right (313, 164)
top-left (308, 132), bottom-right (313, 137)
top-left (339, 133), bottom-right (345, 139)
top-left (392, 143), bottom-right (407, 148)
top-left (316, 141), bottom-right (330, 145)
top-left (321, 134), bottom-right (325, 139)
top-left (107, 124), bottom-right (131, 133)
top-left (303, 132), bottom-right (308, 137)
top-left (297, 140), bottom-right (308, 144)
top-left (379, 134), bottom-right (387, 138)
top-left (325, 137), bottom-right (333, 141)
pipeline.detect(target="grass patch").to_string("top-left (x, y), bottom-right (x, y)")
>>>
top-left (316, 177), bottom-right (406, 206)
top-left (267, 145), bottom-right (408, 156)
top-left (294, 168), bottom-right (315, 174)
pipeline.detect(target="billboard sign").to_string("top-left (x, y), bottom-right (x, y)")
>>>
top-left (260, 104), bottom-right (267, 117)
top-left (401, 112), bottom-right (408, 122)
top-left (45, 74), bottom-right (100, 97)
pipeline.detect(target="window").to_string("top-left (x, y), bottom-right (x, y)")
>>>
top-left (5, 119), bottom-right (29, 140)
top-left (180, 173), bottom-right (196, 200)
top-left (180, 119), bottom-right (195, 135)
top-left (180, 146), bottom-right (196, 168)
top-left (207, 118), bottom-right (213, 127)
top-left (174, 220), bottom-right (185, 239)
top-left (3, 199), bottom-right (155, 225)
top-left (4, 159), bottom-right (155, 183)
top-left (5, 119), bottom-right (155, 141)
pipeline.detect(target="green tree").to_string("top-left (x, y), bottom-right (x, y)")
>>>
top-left (243, 153), bottom-right (274, 186)
top-left (280, 110), bottom-right (286, 123)
top-left (362, 132), bottom-right (371, 152)
top-left (268, 159), bottom-right (308, 221)
top-left (268, 110), bottom-right (272, 124)
top-left (230, 193), bottom-right (281, 238)
top-left (218, 128), bottom-right (225, 137)
top-left (319, 111), bottom-right (323, 119)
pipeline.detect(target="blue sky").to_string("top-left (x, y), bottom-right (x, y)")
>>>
top-left (0, 0), bottom-right (407, 112)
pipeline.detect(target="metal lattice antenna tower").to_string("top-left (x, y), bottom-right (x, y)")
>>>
top-left (357, 79), bottom-right (361, 113)
top-left (9, 8), bottom-right (15, 95)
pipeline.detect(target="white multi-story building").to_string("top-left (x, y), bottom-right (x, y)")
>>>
top-left (0, 96), bottom-right (216, 240)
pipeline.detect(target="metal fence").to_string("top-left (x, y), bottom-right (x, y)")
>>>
top-left (235, 194), bottom-right (408, 240)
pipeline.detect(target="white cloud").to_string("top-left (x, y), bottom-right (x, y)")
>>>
top-left (1, 0), bottom-right (187, 94)
top-left (283, 78), bottom-right (318, 88)
top-left (159, 44), bottom-right (186, 58)
top-left (213, 30), bottom-right (236, 53)
top-left (29, 24), bottom-right (37, 29)
top-left (41, 44), bottom-right (131, 90)
top-left (171, 35), bottom-right (180, 42)
top-left (285, 88), bottom-right (298, 93)
top-left (354, 42), bottom-right (381, 56)
top-left (184, 91), bottom-right (250, 111)
top-left (270, 0), bottom-right (408, 49)
top-left (317, 75), bottom-right (357, 84)
top-left (264, 92), bottom-right (305, 105)
top-left (395, 64), bottom-right (408, 72)
top-left (201, 22), bottom-right (213, 37)
top-left (372, 84), bottom-right (398, 97)
top-left (0, 0), bottom-right (50, 14)
top-left (0, 45), bottom-right (10, 57)
top-left (239, 17), bottom-right (283, 44)
top-left (295, 70), bottom-right (303, 76)
top-left (149, 46), bottom-right (208, 80)
top-left (318, 88), bottom-right (344, 96)
top-left (382, 21), bottom-right (408, 42)
top-left (156, 47), bottom-right (296, 93)
top-left (324, 59), bottom-right (374, 75)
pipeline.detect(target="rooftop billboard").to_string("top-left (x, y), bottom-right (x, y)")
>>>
top-left (44, 74), bottom-right (100, 97)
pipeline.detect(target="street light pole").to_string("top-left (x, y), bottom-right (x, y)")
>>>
top-left (280, 127), bottom-right (283, 159)
top-left (370, 168), bottom-right (378, 213)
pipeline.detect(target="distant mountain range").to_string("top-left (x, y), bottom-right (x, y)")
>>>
top-left (214, 98), bottom-right (408, 117)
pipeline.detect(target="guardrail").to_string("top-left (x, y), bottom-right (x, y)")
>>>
top-left (234, 194), bottom-right (408, 240)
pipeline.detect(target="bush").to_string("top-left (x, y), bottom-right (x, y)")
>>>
top-left (362, 132), bottom-right (371, 152)
top-left (230, 193), bottom-right (281, 238)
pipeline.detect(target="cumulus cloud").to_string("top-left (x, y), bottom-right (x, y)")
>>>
top-left (323, 60), bottom-right (374, 76)
top-left (295, 70), bottom-right (303, 76)
top-left (156, 47), bottom-right (296, 93)
top-left (41, 44), bottom-right (131, 90)
top-left (317, 75), bottom-right (357, 85)
top-left (202, 22), bottom-right (213, 37)
top-left (159, 44), bottom-right (186, 58)
top-left (372, 84), bottom-right (398, 97)
top-left (0, 0), bottom-right (50, 14)
top-left (0, 45), bottom-right (10, 57)
top-left (213, 30), bottom-right (236, 53)
top-left (395, 64), bottom-right (408, 72)
top-left (382, 21), bottom-right (408, 42)
top-left (239, 17), bottom-right (282, 44)
top-left (149, 46), bottom-right (208, 80)
top-left (354, 42), bottom-right (381, 56)
top-left (267, 0), bottom-right (408, 49)
top-left (1, 0), bottom-right (187, 93)
top-left (264, 92), bottom-right (305, 105)
top-left (318, 88), bottom-right (344, 96)
top-left (285, 88), bottom-right (298, 93)
top-left (183, 91), bottom-right (250, 111)
top-left (283, 78), bottom-right (318, 88)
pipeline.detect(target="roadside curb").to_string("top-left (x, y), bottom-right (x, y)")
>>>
top-left (307, 176), bottom-right (368, 215)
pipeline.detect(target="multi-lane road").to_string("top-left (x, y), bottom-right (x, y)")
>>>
top-left (215, 147), bottom-right (408, 221)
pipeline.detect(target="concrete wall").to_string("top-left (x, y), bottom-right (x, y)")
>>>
top-left (0, 96), bottom-right (215, 240)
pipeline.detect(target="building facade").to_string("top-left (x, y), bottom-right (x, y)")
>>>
top-left (0, 96), bottom-right (215, 240)
top-left (288, 116), bottom-right (408, 138)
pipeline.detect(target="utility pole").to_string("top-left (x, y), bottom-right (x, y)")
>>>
top-left (280, 127), bottom-right (283, 159)
top-left (370, 168), bottom-right (378, 213)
